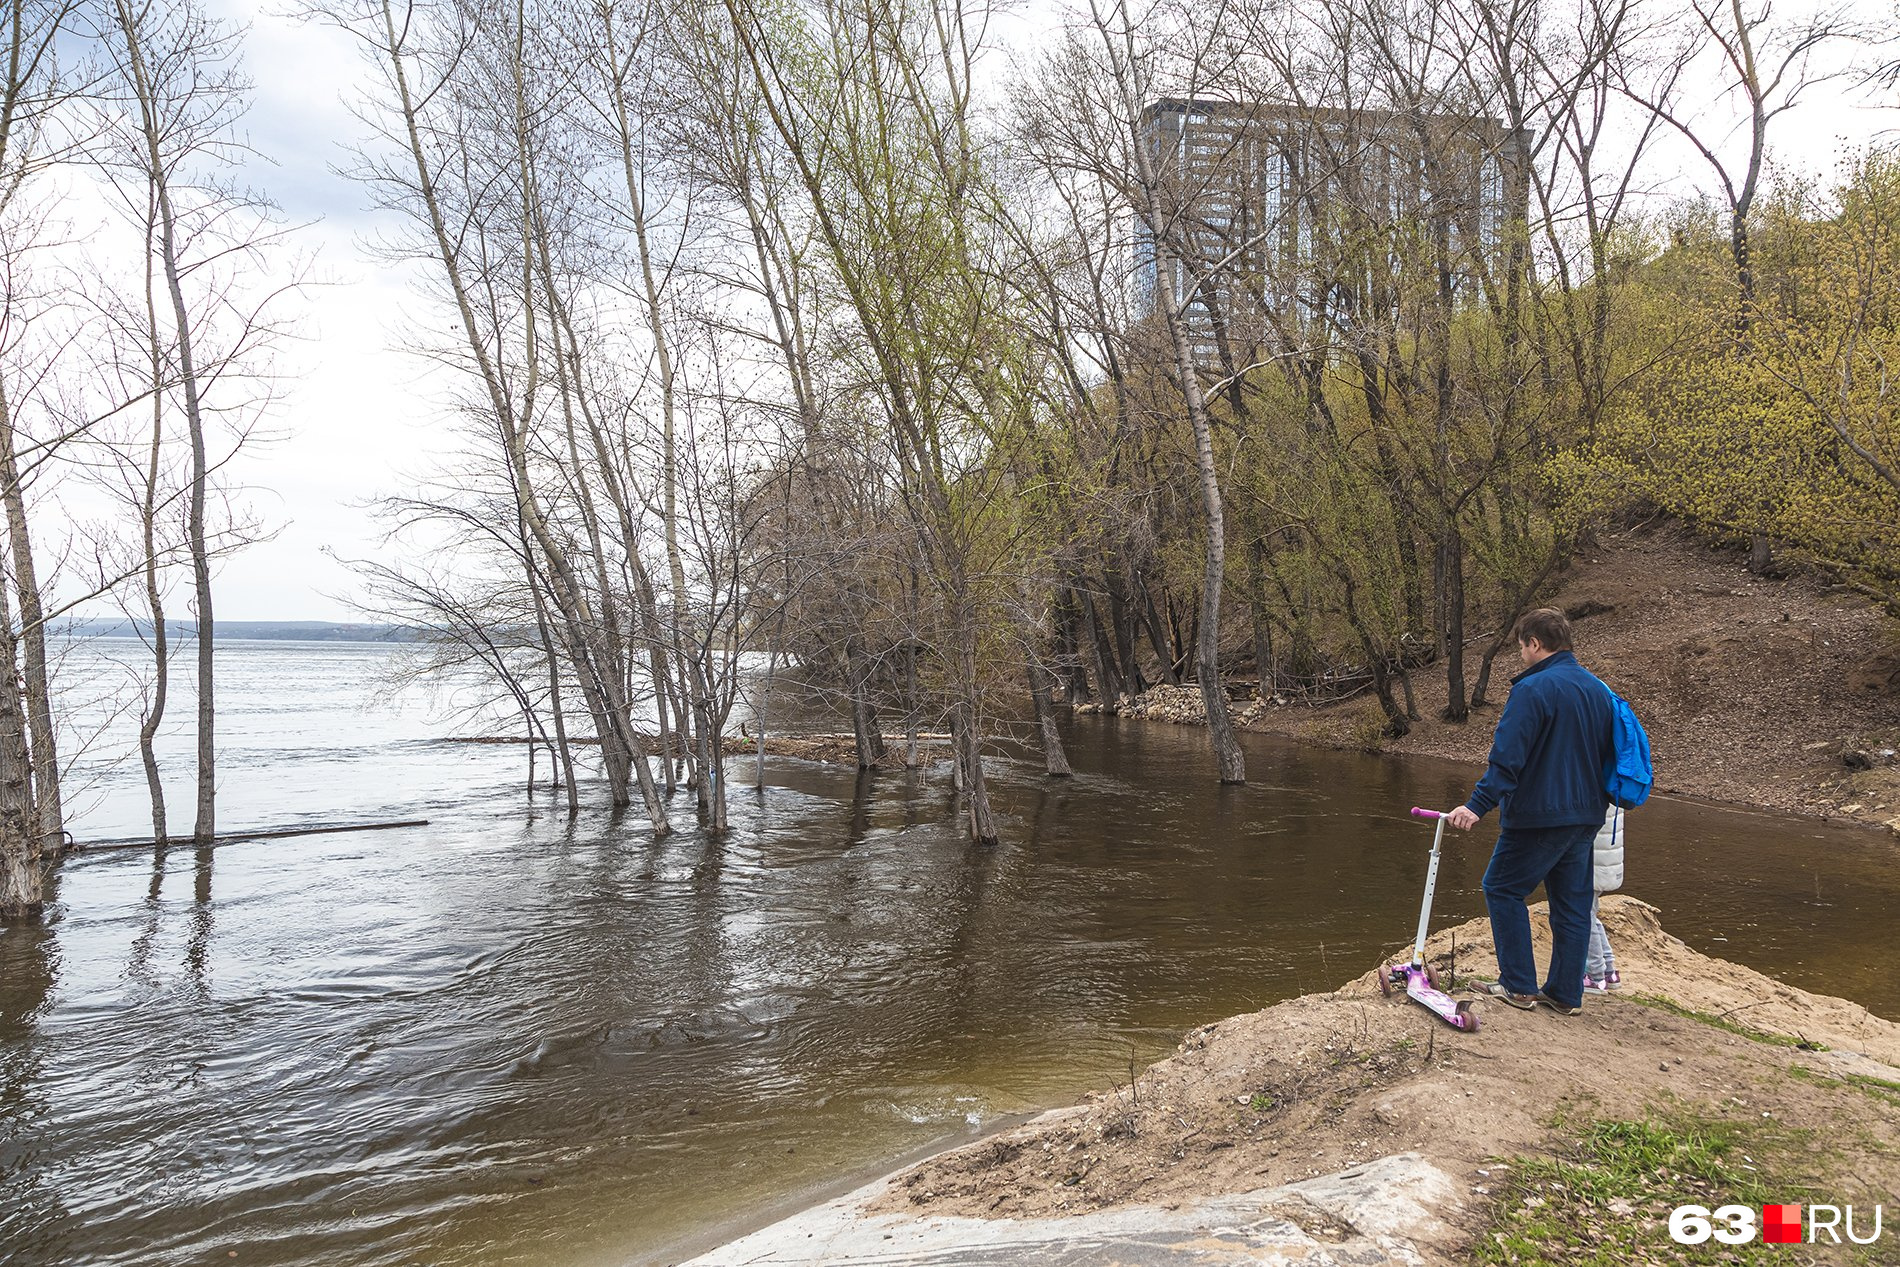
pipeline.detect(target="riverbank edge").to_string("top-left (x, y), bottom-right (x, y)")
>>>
top-left (680, 898), bottom-right (1900, 1266)
top-left (1087, 684), bottom-right (1900, 839)
top-left (1073, 523), bottom-right (1900, 836)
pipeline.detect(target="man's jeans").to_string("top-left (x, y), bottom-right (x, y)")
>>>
top-left (1482, 822), bottom-right (1598, 1008)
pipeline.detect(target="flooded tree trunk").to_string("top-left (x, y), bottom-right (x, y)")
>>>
top-left (846, 644), bottom-right (886, 768)
top-left (949, 697), bottom-right (997, 845)
top-left (755, 639), bottom-right (779, 790)
top-left (1118, 93), bottom-right (1246, 781)
top-left (111, 2), bottom-right (221, 843)
top-left (690, 677), bottom-right (724, 830)
top-left (902, 570), bottom-right (921, 766)
top-left (1028, 658), bottom-right (1072, 777)
top-left (0, 595), bottom-right (39, 917)
top-left (633, 570), bottom-right (684, 795)
top-left (904, 639), bottom-right (920, 768)
top-left (136, 347), bottom-right (169, 844)
top-left (141, 99), bottom-right (217, 844)
top-left (0, 389), bottom-right (59, 854)
top-left (526, 552), bottom-right (580, 816)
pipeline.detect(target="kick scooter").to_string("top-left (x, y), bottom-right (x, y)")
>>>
top-left (1376, 807), bottom-right (1481, 1032)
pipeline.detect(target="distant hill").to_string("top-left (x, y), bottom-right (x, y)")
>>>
top-left (62, 619), bottom-right (422, 643)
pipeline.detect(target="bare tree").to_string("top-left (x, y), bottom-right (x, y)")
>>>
top-left (0, 0), bottom-right (86, 913)
top-left (1625, 0), bottom-right (1861, 314)
top-left (98, 0), bottom-right (292, 844)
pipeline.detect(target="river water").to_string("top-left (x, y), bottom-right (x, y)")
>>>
top-left (2, 641), bottom-right (1895, 1266)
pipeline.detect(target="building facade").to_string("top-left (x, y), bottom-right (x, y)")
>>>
top-left (1135, 98), bottom-right (1530, 363)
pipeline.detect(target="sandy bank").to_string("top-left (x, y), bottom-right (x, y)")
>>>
top-left (691, 898), bottom-right (1900, 1264)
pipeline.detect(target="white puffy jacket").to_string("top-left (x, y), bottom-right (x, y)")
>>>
top-left (1593, 806), bottom-right (1625, 893)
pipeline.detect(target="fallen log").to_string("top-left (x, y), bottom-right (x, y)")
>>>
top-left (74, 818), bottom-right (431, 853)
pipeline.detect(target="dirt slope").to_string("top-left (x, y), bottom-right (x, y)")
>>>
top-left (875, 897), bottom-right (1900, 1261)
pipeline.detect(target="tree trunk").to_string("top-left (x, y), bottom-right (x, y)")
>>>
top-left (949, 696), bottom-right (998, 845)
top-left (528, 587), bottom-right (579, 816)
top-left (755, 638), bottom-right (779, 790)
top-left (846, 643), bottom-right (886, 768)
top-left (1127, 115), bottom-right (1245, 782)
top-left (1053, 585), bottom-right (1092, 703)
top-left (0, 386), bottom-right (59, 854)
top-left (113, 0), bottom-right (219, 844)
top-left (1440, 526), bottom-right (1469, 722)
top-left (1080, 589), bottom-right (1123, 704)
top-left (1370, 654), bottom-right (1411, 738)
top-left (1472, 546), bottom-right (1562, 708)
top-left (136, 258), bottom-right (169, 845)
top-left (1137, 581), bottom-right (1178, 686)
top-left (1106, 578), bottom-right (1145, 695)
top-left (905, 570), bottom-right (921, 765)
top-left (1247, 539), bottom-right (1274, 693)
top-left (0, 593), bottom-right (39, 916)
top-left (905, 639), bottom-right (920, 768)
top-left (1028, 657), bottom-right (1072, 777)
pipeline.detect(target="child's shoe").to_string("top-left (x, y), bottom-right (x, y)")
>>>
top-left (1582, 973), bottom-right (1612, 994)
top-left (1604, 969), bottom-right (1622, 990)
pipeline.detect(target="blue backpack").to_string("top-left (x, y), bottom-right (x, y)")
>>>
top-left (1604, 691), bottom-right (1653, 809)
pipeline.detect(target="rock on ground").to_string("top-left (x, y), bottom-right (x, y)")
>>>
top-left (684, 1152), bottom-right (1463, 1266)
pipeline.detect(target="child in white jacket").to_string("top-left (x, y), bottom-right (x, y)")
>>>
top-left (1585, 806), bottom-right (1624, 992)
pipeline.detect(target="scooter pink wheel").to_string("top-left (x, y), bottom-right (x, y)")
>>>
top-left (1425, 964), bottom-right (1443, 991)
top-left (1377, 964), bottom-right (1393, 997)
top-left (1456, 1001), bottom-right (1480, 1032)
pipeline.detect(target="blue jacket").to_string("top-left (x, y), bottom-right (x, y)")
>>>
top-left (1465, 651), bottom-right (1616, 830)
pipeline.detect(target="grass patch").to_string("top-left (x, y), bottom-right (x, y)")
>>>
top-left (1788, 1063), bottom-right (1900, 1107)
top-left (1627, 992), bottom-right (1826, 1050)
top-left (1475, 1114), bottom-right (1807, 1265)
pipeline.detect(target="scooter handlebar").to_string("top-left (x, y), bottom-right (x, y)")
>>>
top-left (1410, 807), bottom-right (1443, 820)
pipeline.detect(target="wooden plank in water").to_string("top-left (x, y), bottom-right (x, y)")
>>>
top-left (74, 819), bottom-right (431, 852)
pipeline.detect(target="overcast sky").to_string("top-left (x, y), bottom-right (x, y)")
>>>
top-left (55, 0), bottom-right (1894, 622)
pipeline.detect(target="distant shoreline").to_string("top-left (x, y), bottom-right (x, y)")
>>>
top-left (58, 619), bottom-right (421, 643)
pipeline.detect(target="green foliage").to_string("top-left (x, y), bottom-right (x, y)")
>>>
top-left (1588, 150), bottom-right (1900, 598)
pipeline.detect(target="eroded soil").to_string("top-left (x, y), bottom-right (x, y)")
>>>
top-left (873, 898), bottom-right (1900, 1261)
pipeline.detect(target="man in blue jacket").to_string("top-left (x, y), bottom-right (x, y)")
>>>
top-left (1446, 608), bottom-right (1615, 1014)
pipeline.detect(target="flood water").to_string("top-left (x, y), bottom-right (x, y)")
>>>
top-left (3, 641), bottom-right (1896, 1266)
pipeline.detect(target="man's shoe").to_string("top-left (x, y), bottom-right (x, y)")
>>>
top-left (1536, 992), bottom-right (1582, 1016)
top-left (1477, 982), bottom-right (1537, 1010)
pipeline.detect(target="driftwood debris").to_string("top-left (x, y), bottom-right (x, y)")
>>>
top-left (75, 818), bottom-right (432, 853)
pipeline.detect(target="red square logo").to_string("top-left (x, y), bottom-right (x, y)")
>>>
top-left (1763, 1204), bottom-right (1802, 1244)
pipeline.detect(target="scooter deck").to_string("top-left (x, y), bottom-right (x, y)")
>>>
top-left (1382, 963), bottom-right (1480, 1031)
top-left (1404, 975), bottom-right (1469, 1025)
